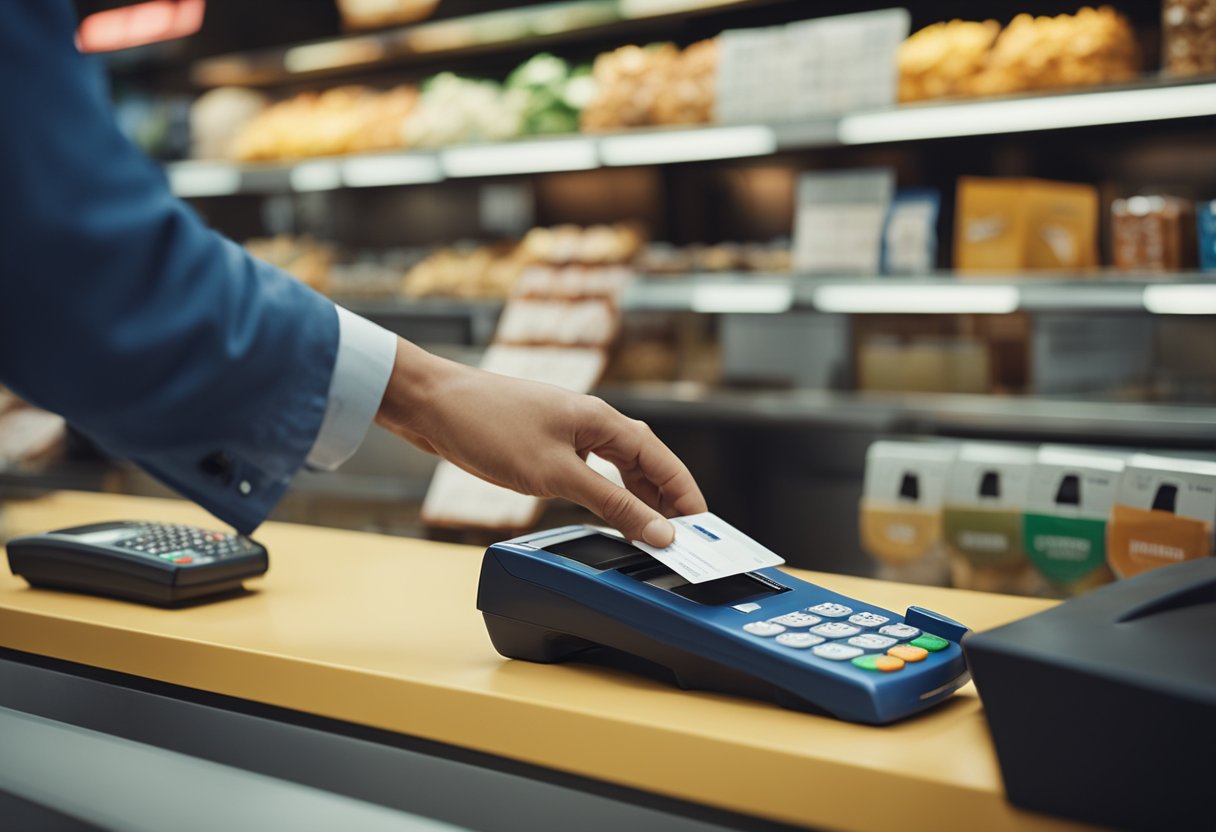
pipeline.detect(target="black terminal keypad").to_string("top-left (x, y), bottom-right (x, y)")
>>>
top-left (120, 523), bottom-right (258, 563)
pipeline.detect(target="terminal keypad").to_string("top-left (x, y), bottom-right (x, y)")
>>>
top-left (120, 523), bottom-right (258, 564)
top-left (742, 599), bottom-right (949, 673)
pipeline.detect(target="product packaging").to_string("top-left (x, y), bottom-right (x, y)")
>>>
top-left (882, 189), bottom-right (940, 274)
top-left (1163, 0), bottom-right (1216, 78)
top-left (1112, 195), bottom-right (1196, 271)
top-left (942, 443), bottom-right (1042, 594)
top-left (955, 177), bottom-right (1098, 273)
top-left (1198, 200), bottom-right (1216, 271)
top-left (1023, 446), bottom-right (1125, 596)
top-left (793, 169), bottom-right (895, 275)
top-left (859, 440), bottom-right (954, 585)
top-left (1107, 454), bottom-right (1216, 580)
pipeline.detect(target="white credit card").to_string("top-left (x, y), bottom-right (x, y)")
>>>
top-left (633, 512), bottom-right (785, 584)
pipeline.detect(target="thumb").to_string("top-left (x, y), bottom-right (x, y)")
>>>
top-left (560, 458), bottom-right (675, 547)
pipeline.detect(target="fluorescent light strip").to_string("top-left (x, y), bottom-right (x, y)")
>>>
top-left (441, 139), bottom-right (597, 178)
top-left (813, 284), bottom-right (1020, 314)
top-left (341, 154), bottom-right (443, 187)
top-left (1142, 284), bottom-right (1216, 315)
top-left (289, 161), bottom-right (342, 192)
top-left (167, 162), bottom-right (241, 197)
top-left (839, 83), bottom-right (1216, 144)
top-left (691, 283), bottom-right (792, 313)
top-left (599, 125), bottom-right (776, 166)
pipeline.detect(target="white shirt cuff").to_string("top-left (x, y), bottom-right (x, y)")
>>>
top-left (306, 306), bottom-right (397, 471)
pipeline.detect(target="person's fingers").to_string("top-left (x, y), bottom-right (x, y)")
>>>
top-left (556, 456), bottom-right (676, 547)
top-left (580, 405), bottom-right (707, 518)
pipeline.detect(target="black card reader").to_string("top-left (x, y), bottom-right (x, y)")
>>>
top-left (5, 520), bottom-right (268, 606)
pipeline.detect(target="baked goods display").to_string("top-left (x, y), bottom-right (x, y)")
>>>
top-left (243, 235), bottom-right (334, 293)
top-left (1163, 0), bottom-right (1216, 77)
top-left (402, 224), bottom-right (643, 300)
top-left (334, 0), bottom-right (438, 31)
top-left (898, 20), bottom-right (1001, 102)
top-left (231, 85), bottom-right (419, 161)
top-left (899, 6), bottom-right (1139, 103)
top-left (636, 241), bottom-right (792, 275)
top-left (581, 39), bottom-right (719, 131)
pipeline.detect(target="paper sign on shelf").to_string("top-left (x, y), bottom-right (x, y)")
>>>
top-left (633, 512), bottom-right (785, 584)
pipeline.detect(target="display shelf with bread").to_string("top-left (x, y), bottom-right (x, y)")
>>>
top-left (168, 76), bottom-right (1216, 197)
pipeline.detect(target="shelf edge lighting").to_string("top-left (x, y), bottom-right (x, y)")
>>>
top-left (838, 83), bottom-right (1216, 144)
top-left (1142, 285), bottom-right (1216, 315)
top-left (599, 125), bottom-right (776, 166)
top-left (341, 154), bottom-right (443, 187)
top-left (813, 284), bottom-right (1021, 314)
top-left (289, 161), bottom-right (342, 192)
top-left (690, 283), bottom-right (793, 313)
top-left (167, 162), bottom-right (241, 197)
top-left (440, 138), bottom-right (598, 178)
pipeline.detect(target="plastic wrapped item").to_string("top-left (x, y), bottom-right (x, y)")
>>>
top-left (882, 189), bottom-right (940, 274)
top-left (1112, 195), bottom-right (1197, 272)
top-left (1163, 0), bottom-right (1216, 77)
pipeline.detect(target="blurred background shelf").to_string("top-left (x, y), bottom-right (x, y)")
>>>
top-left (166, 76), bottom-right (1216, 196)
top-left (598, 383), bottom-right (1216, 445)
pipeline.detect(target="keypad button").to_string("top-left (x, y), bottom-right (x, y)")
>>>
top-left (808, 602), bottom-right (853, 618)
top-left (812, 643), bottom-right (864, 661)
top-left (887, 645), bottom-right (929, 663)
top-left (852, 655), bottom-right (905, 673)
top-left (775, 632), bottom-right (824, 649)
top-left (743, 621), bottom-right (786, 637)
top-left (848, 612), bottom-right (890, 628)
top-left (909, 634), bottom-right (950, 652)
top-left (810, 622), bottom-right (861, 639)
top-left (770, 612), bottom-right (822, 628)
top-left (879, 623), bottom-right (921, 640)
top-left (848, 634), bottom-right (898, 651)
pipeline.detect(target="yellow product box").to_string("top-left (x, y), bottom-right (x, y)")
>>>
top-left (955, 177), bottom-right (1098, 272)
top-left (859, 440), bottom-right (955, 585)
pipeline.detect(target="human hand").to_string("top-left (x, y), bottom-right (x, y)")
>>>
top-left (374, 339), bottom-right (706, 547)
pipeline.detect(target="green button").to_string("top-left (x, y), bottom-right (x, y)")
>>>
top-left (852, 655), bottom-right (883, 671)
top-left (910, 634), bottom-right (949, 652)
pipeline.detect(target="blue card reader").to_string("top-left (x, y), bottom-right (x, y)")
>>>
top-left (477, 526), bottom-right (971, 724)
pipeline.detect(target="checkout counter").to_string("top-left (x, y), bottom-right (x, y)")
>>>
top-left (0, 491), bottom-right (1084, 831)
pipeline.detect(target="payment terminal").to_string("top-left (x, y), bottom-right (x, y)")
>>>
top-left (477, 526), bottom-right (971, 724)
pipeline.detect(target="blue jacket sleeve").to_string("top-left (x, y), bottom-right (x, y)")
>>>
top-left (0, 1), bottom-right (340, 533)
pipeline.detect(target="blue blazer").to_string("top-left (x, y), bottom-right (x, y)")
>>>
top-left (0, 1), bottom-right (339, 533)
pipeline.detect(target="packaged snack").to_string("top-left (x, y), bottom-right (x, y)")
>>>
top-left (859, 441), bottom-right (955, 585)
top-left (942, 443), bottom-right (1043, 595)
top-left (1112, 196), bottom-right (1197, 271)
top-left (882, 189), bottom-right (940, 274)
top-left (1023, 446), bottom-right (1125, 596)
top-left (1198, 200), bottom-right (1216, 271)
top-left (1163, 0), bottom-right (1216, 78)
top-left (1107, 454), bottom-right (1216, 580)
top-left (955, 177), bottom-right (1098, 273)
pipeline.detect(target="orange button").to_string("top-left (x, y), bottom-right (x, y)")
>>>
top-left (888, 645), bottom-right (929, 663)
top-left (173, 556), bottom-right (193, 564)
top-left (873, 655), bottom-right (904, 672)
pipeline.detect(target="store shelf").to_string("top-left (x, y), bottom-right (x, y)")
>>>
top-left (598, 384), bottom-right (1216, 445)
top-left (187, 0), bottom-right (786, 88)
top-left (167, 78), bottom-right (1216, 197)
top-left (328, 276), bottom-right (1216, 333)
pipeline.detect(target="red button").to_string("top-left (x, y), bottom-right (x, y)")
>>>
top-left (173, 556), bottom-right (193, 564)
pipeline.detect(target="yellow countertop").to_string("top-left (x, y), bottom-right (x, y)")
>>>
top-left (0, 492), bottom-right (1084, 831)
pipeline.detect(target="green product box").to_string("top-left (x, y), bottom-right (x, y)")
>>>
top-left (1023, 514), bottom-right (1107, 585)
